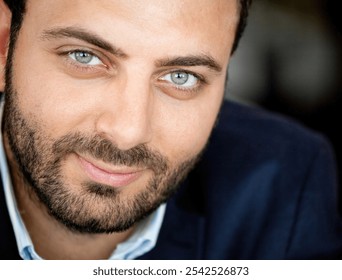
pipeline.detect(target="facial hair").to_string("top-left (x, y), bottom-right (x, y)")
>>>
top-left (2, 68), bottom-right (200, 235)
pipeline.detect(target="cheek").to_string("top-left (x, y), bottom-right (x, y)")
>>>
top-left (11, 45), bottom-right (99, 136)
top-left (154, 90), bottom-right (223, 163)
top-left (11, 44), bottom-right (62, 118)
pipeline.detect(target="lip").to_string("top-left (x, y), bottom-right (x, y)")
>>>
top-left (77, 154), bottom-right (144, 188)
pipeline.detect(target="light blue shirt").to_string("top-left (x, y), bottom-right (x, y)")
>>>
top-left (0, 99), bottom-right (166, 260)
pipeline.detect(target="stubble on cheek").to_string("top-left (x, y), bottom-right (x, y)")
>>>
top-left (2, 84), bottom-right (204, 234)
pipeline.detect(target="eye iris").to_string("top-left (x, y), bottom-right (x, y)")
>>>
top-left (75, 51), bottom-right (93, 64)
top-left (171, 72), bottom-right (189, 85)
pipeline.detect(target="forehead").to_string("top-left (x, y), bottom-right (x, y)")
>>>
top-left (21, 0), bottom-right (238, 59)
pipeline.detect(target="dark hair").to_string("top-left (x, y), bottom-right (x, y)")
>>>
top-left (234, 0), bottom-right (252, 53)
top-left (4, 0), bottom-right (252, 54)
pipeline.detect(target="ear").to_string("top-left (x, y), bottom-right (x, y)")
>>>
top-left (0, 0), bottom-right (11, 92)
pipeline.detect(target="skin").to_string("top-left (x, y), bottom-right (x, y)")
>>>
top-left (0, 0), bottom-right (238, 259)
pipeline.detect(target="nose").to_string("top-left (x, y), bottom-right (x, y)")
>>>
top-left (95, 74), bottom-right (153, 151)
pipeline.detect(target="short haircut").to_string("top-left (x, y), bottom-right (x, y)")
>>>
top-left (4, 0), bottom-right (252, 55)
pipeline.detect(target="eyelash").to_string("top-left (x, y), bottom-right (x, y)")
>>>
top-left (58, 49), bottom-right (107, 73)
top-left (168, 71), bottom-right (207, 92)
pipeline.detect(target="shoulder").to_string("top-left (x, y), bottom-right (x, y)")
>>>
top-left (201, 100), bottom-right (337, 196)
top-left (185, 100), bottom-right (337, 206)
top-left (204, 100), bottom-right (334, 174)
top-left (198, 100), bottom-right (338, 224)
top-left (214, 100), bottom-right (330, 155)
top-left (187, 101), bottom-right (341, 259)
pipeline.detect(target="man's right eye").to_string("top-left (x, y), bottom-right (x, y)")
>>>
top-left (68, 50), bottom-right (102, 66)
top-left (161, 71), bottom-right (199, 89)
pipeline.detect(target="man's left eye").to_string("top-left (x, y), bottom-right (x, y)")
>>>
top-left (162, 71), bottom-right (199, 88)
top-left (69, 51), bottom-right (102, 65)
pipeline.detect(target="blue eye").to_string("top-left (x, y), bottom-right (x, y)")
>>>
top-left (162, 71), bottom-right (199, 88)
top-left (69, 51), bottom-right (102, 65)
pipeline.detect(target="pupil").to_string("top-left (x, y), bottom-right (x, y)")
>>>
top-left (75, 52), bottom-right (92, 64)
top-left (171, 72), bottom-right (189, 85)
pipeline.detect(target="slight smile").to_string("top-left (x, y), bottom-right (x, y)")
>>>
top-left (77, 154), bottom-right (145, 188)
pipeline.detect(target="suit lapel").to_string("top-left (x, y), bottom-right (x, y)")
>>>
top-left (138, 197), bottom-right (205, 259)
top-left (138, 173), bottom-right (207, 260)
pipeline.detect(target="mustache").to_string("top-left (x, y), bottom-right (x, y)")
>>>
top-left (52, 133), bottom-right (169, 173)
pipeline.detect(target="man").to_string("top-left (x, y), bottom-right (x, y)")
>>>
top-left (0, 0), bottom-right (341, 260)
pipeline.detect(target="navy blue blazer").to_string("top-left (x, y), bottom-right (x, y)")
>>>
top-left (1, 101), bottom-right (342, 259)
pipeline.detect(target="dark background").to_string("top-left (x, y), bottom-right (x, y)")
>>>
top-left (226, 0), bottom-right (342, 213)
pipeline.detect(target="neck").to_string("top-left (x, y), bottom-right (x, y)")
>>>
top-left (21, 188), bottom-right (135, 259)
top-left (14, 174), bottom-right (134, 259)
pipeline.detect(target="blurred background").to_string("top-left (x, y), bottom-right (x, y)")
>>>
top-left (226, 0), bottom-right (342, 213)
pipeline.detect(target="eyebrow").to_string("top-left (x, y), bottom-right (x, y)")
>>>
top-left (40, 27), bottom-right (222, 72)
top-left (156, 55), bottom-right (222, 73)
top-left (40, 27), bottom-right (127, 57)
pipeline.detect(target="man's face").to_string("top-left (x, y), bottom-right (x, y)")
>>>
top-left (2, 0), bottom-right (237, 233)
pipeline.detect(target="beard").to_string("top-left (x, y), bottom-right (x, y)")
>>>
top-left (2, 72), bottom-right (201, 235)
